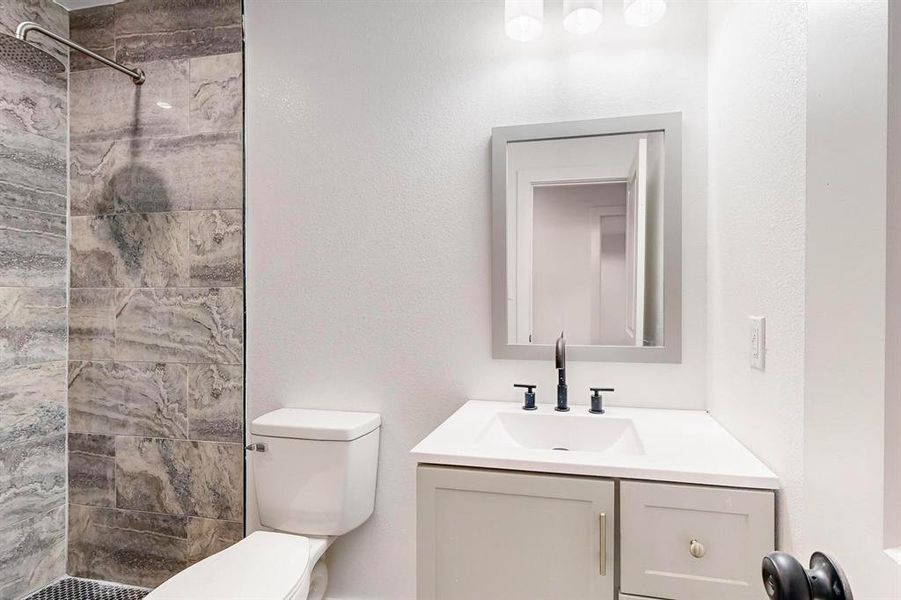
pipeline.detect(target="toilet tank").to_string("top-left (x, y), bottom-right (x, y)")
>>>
top-left (250, 408), bottom-right (380, 536)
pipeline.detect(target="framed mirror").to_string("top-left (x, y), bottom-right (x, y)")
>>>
top-left (491, 113), bottom-right (681, 362)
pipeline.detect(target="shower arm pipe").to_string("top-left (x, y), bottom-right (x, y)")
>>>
top-left (16, 21), bottom-right (145, 84)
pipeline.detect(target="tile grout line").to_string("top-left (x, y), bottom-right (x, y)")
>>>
top-left (68, 431), bottom-right (242, 446)
top-left (68, 500), bottom-right (243, 526)
top-left (0, 203), bottom-right (69, 219)
top-left (70, 286), bottom-right (244, 291)
top-left (67, 358), bottom-right (243, 366)
top-left (69, 127), bottom-right (243, 148)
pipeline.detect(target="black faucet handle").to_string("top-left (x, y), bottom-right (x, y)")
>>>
top-left (514, 384), bottom-right (538, 411)
top-left (589, 387), bottom-right (614, 414)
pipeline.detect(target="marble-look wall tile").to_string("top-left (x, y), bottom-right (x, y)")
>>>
top-left (0, 62), bottom-right (67, 143)
top-left (117, 26), bottom-right (243, 66)
top-left (0, 287), bottom-right (66, 368)
top-left (189, 210), bottom-right (242, 287)
top-left (70, 210), bottom-right (241, 288)
top-left (115, 437), bottom-right (243, 521)
top-left (114, 287), bottom-right (243, 364)
top-left (0, 180), bottom-right (65, 217)
top-left (114, 0), bottom-right (241, 65)
top-left (183, 516), bottom-right (244, 564)
top-left (70, 288), bottom-right (243, 364)
top-left (66, 0), bottom-right (244, 587)
top-left (187, 364), bottom-right (242, 443)
top-left (68, 503), bottom-right (188, 588)
top-left (0, 205), bottom-right (66, 287)
top-left (113, 0), bottom-right (242, 37)
top-left (68, 5), bottom-right (115, 72)
top-left (0, 126), bottom-right (66, 214)
top-left (71, 132), bottom-right (243, 215)
top-left (1, 0), bottom-right (69, 594)
top-left (189, 53), bottom-right (242, 134)
top-left (0, 505), bottom-right (65, 600)
top-left (70, 59), bottom-right (189, 143)
top-left (69, 289), bottom-right (115, 360)
top-left (68, 360), bottom-right (188, 439)
top-left (68, 433), bottom-right (116, 508)
top-left (70, 212), bottom-right (189, 288)
top-left (0, 362), bottom-right (65, 447)
top-left (0, 434), bottom-right (66, 526)
top-left (68, 503), bottom-right (242, 588)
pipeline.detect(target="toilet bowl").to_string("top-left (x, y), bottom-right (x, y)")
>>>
top-left (145, 408), bottom-right (381, 600)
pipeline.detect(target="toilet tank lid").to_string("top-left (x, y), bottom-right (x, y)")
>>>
top-left (251, 408), bottom-right (381, 441)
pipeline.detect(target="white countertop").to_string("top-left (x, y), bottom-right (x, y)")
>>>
top-left (410, 400), bottom-right (779, 490)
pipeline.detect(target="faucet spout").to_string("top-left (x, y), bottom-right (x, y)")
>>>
top-left (555, 331), bottom-right (566, 370)
top-left (555, 332), bottom-right (569, 412)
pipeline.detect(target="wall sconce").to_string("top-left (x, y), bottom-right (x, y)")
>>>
top-left (623, 0), bottom-right (666, 27)
top-left (563, 0), bottom-right (603, 35)
top-left (505, 0), bottom-right (544, 42)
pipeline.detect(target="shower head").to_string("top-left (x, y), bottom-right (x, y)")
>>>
top-left (11, 22), bottom-right (145, 85)
top-left (0, 32), bottom-right (65, 74)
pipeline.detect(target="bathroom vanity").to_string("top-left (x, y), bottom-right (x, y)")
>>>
top-left (414, 111), bottom-right (777, 600)
top-left (412, 401), bottom-right (778, 600)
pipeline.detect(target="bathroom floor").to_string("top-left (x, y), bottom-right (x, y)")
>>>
top-left (23, 578), bottom-right (149, 600)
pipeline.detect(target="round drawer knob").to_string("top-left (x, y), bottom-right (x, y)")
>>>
top-left (689, 539), bottom-right (706, 559)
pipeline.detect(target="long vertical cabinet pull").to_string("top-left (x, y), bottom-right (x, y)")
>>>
top-left (599, 512), bottom-right (607, 576)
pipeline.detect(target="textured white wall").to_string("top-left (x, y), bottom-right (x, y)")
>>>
top-left (706, 0), bottom-right (808, 552)
top-left (708, 1), bottom-right (901, 594)
top-left (804, 1), bottom-right (901, 594)
top-left (245, 1), bottom-right (708, 597)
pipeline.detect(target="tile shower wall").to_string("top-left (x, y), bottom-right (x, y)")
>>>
top-left (66, 0), bottom-right (244, 587)
top-left (0, 1), bottom-right (68, 598)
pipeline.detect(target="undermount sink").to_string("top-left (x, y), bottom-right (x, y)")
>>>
top-left (476, 410), bottom-right (645, 455)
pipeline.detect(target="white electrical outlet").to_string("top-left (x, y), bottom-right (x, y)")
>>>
top-left (750, 316), bottom-right (766, 370)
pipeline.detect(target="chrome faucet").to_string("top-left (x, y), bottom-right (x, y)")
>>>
top-left (555, 332), bottom-right (568, 412)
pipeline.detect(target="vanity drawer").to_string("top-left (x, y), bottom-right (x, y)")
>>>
top-left (620, 480), bottom-right (774, 600)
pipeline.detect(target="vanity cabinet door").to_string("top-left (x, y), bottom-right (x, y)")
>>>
top-left (620, 480), bottom-right (775, 600)
top-left (417, 465), bottom-right (615, 600)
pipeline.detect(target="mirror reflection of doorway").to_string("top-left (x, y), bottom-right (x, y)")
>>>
top-left (510, 134), bottom-right (661, 348)
top-left (595, 211), bottom-right (628, 346)
top-left (532, 182), bottom-right (629, 345)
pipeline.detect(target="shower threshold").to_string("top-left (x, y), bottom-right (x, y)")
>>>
top-left (23, 577), bottom-right (150, 600)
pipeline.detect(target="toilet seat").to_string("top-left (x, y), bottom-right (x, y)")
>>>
top-left (146, 531), bottom-right (327, 600)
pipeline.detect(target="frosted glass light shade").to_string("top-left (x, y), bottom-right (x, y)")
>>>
top-left (563, 0), bottom-right (603, 35)
top-left (623, 0), bottom-right (666, 27)
top-left (505, 0), bottom-right (544, 42)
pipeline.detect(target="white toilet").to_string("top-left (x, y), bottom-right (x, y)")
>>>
top-left (147, 408), bottom-right (381, 600)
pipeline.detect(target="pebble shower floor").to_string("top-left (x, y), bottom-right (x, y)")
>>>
top-left (23, 578), bottom-right (149, 600)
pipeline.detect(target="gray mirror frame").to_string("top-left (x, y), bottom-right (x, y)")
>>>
top-left (491, 112), bottom-right (682, 363)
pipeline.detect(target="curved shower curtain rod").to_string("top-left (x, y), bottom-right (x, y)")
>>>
top-left (16, 21), bottom-right (145, 85)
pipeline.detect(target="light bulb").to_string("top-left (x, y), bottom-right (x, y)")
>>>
top-left (563, 1), bottom-right (603, 35)
top-left (623, 0), bottom-right (666, 27)
top-left (505, 0), bottom-right (544, 42)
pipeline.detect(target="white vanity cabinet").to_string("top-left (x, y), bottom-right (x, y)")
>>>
top-left (620, 480), bottom-right (774, 600)
top-left (417, 465), bottom-right (775, 600)
top-left (417, 465), bottom-right (615, 600)
top-left (412, 402), bottom-right (780, 600)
